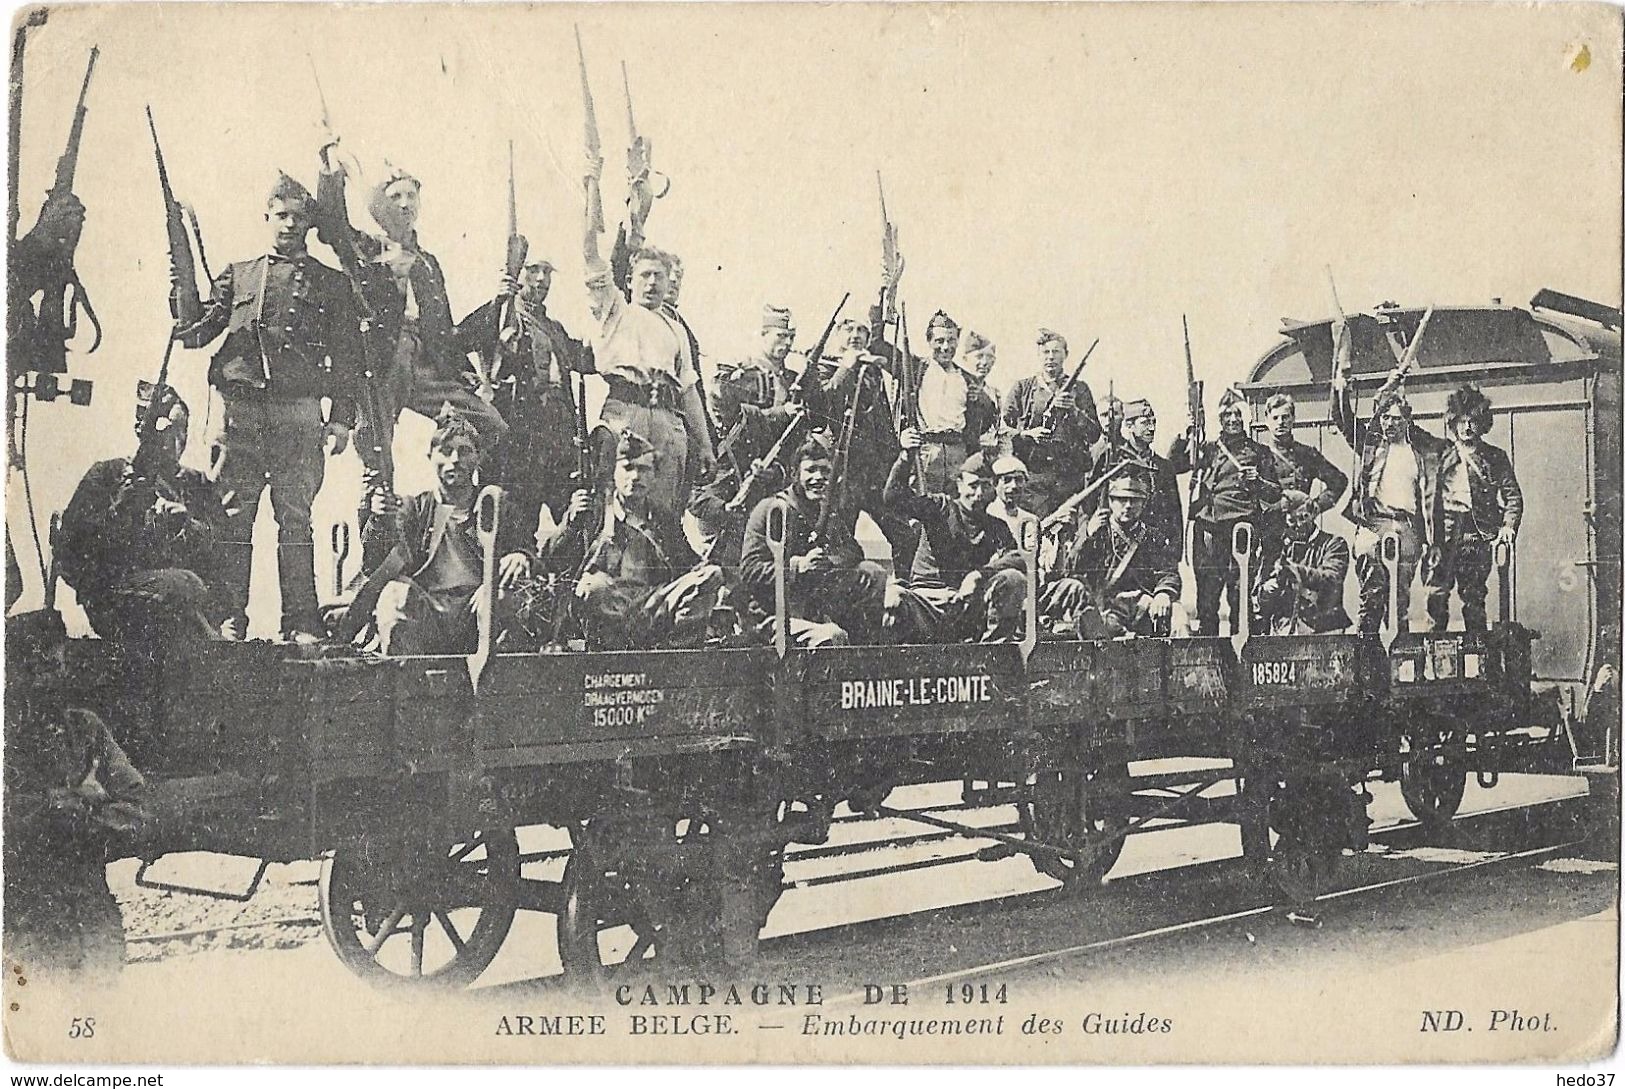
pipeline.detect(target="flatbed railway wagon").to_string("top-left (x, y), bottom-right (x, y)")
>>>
top-left (63, 463), bottom-right (1601, 989)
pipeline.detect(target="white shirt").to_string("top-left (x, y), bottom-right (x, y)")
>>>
top-left (1375, 440), bottom-right (1421, 514)
top-left (918, 362), bottom-right (967, 434)
top-left (586, 261), bottom-right (695, 390)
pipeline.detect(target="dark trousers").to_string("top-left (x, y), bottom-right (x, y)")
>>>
top-left (1424, 513), bottom-right (1496, 631)
top-left (1192, 517), bottom-right (1256, 636)
top-left (211, 394), bottom-right (326, 633)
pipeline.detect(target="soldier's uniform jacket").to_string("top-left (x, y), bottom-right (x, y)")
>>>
top-left (1168, 432), bottom-right (1282, 523)
top-left (1003, 374), bottom-right (1103, 466)
top-left (1058, 517), bottom-right (1182, 607)
top-left (176, 252), bottom-right (362, 425)
top-left (1115, 441), bottom-right (1185, 553)
top-left (739, 487), bottom-right (867, 615)
top-left (57, 458), bottom-right (226, 602)
top-left (1255, 528), bottom-right (1353, 634)
top-left (457, 299), bottom-right (594, 472)
top-left (540, 499), bottom-right (699, 591)
top-left (712, 355), bottom-right (799, 467)
top-left (1438, 440), bottom-right (1523, 540)
top-left (1265, 437), bottom-right (1349, 514)
top-left (804, 356), bottom-right (899, 481)
top-left (360, 489), bottom-right (533, 581)
top-left (883, 458), bottom-right (1022, 589)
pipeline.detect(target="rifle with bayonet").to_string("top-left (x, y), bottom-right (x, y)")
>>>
top-left (27, 44), bottom-right (102, 378)
top-left (1182, 314), bottom-right (1205, 513)
top-left (621, 60), bottom-right (668, 240)
top-left (487, 139), bottom-right (528, 402)
top-left (146, 106), bottom-right (204, 436)
top-left (1038, 336), bottom-right (1100, 433)
top-left (577, 27), bottom-right (604, 238)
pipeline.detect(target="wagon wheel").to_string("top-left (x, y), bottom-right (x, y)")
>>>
top-left (557, 822), bottom-right (725, 983)
top-left (1399, 723), bottom-right (1468, 832)
top-left (320, 828), bottom-right (520, 990)
top-left (1018, 763), bottom-right (1131, 887)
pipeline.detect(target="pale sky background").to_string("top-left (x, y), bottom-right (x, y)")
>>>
top-left (7, 2), bottom-right (1621, 629)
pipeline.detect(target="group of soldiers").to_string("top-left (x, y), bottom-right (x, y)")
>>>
top-left (39, 133), bottom-right (1528, 668)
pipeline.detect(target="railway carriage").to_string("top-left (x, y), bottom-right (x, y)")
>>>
top-left (31, 290), bottom-right (1619, 990)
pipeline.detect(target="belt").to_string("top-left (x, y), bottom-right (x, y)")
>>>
top-left (605, 376), bottom-right (680, 410)
top-left (919, 430), bottom-right (964, 443)
top-left (1370, 503), bottom-right (1420, 523)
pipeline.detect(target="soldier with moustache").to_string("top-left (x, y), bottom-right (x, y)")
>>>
top-left (1002, 329), bottom-right (1102, 516)
top-left (1041, 470), bottom-right (1181, 638)
top-left (1254, 495), bottom-right (1352, 635)
top-left (738, 435), bottom-right (888, 647)
top-left (1169, 387), bottom-right (1281, 636)
top-left (173, 173), bottom-right (362, 643)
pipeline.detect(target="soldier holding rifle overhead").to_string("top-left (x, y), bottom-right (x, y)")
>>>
top-left (172, 173), bottom-right (362, 643)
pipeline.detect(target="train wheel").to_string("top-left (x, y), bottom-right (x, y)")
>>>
top-left (320, 828), bottom-right (520, 989)
top-left (1399, 729), bottom-right (1468, 832)
top-left (1020, 764), bottom-right (1131, 887)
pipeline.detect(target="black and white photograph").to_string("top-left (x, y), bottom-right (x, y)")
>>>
top-left (2, 1), bottom-right (1620, 1069)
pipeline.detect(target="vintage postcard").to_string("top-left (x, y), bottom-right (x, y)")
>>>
top-left (2, 0), bottom-right (1620, 1070)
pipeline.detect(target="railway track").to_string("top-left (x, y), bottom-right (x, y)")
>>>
top-left (126, 781), bottom-right (1596, 952)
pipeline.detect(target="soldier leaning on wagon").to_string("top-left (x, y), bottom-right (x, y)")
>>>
top-left (1253, 495), bottom-right (1352, 635)
top-left (1329, 331), bottom-right (1441, 635)
top-left (1041, 471), bottom-right (1180, 639)
top-left (1168, 387), bottom-right (1282, 636)
top-left (57, 384), bottom-right (228, 651)
top-left (316, 149), bottom-right (508, 545)
top-left (172, 173), bottom-right (362, 643)
top-left (1002, 329), bottom-right (1101, 517)
top-left (4, 611), bottom-right (148, 984)
top-left (456, 256), bottom-right (596, 547)
top-left (355, 409), bottom-right (535, 656)
top-left (878, 310), bottom-right (999, 497)
top-left (738, 435), bottom-right (888, 647)
top-left (1118, 398), bottom-right (1185, 555)
top-left (800, 317), bottom-right (921, 572)
top-left (583, 154), bottom-right (716, 517)
top-left (882, 442), bottom-right (1027, 643)
top-left (541, 430), bottom-right (723, 650)
top-left (1420, 385), bottom-right (1523, 632)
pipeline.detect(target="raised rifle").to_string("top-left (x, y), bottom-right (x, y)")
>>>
top-left (29, 45), bottom-right (102, 378)
top-left (621, 60), bottom-right (669, 238)
top-left (1183, 314), bottom-right (1206, 512)
top-left (576, 27), bottom-right (604, 237)
top-left (1038, 336), bottom-right (1100, 432)
top-left (1040, 457), bottom-right (1154, 533)
top-left (814, 355), bottom-right (869, 544)
top-left (896, 303), bottom-right (921, 477)
top-left (144, 106), bottom-right (204, 436)
top-left (488, 139), bottom-right (528, 400)
top-left (547, 369), bottom-right (600, 646)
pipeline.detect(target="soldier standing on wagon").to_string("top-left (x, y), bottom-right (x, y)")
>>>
top-left (882, 441), bottom-right (1027, 643)
top-left (893, 310), bottom-right (998, 497)
top-left (1259, 391), bottom-right (1349, 562)
top-left (57, 384), bottom-right (228, 650)
top-left (543, 430), bottom-right (723, 650)
top-left (1118, 398), bottom-right (1185, 555)
top-left (1169, 387), bottom-right (1281, 635)
top-left (1421, 385), bottom-right (1523, 631)
top-left (710, 305), bottom-right (800, 465)
top-left (457, 256), bottom-right (595, 545)
top-left (738, 435), bottom-right (887, 647)
top-left (316, 150), bottom-right (508, 544)
top-left (1253, 496), bottom-right (1352, 635)
top-left (583, 153), bottom-right (716, 516)
top-left (1329, 333), bottom-right (1441, 635)
top-left (173, 173), bottom-right (362, 643)
top-left (1002, 329), bottom-right (1101, 516)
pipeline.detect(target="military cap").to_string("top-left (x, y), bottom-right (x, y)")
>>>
top-left (267, 171), bottom-right (314, 209)
top-left (1122, 398), bottom-right (1155, 422)
top-left (524, 256), bottom-right (557, 274)
top-left (992, 455), bottom-right (1029, 477)
top-left (1108, 472), bottom-right (1151, 499)
top-left (1036, 328), bottom-right (1068, 353)
top-left (963, 330), bottom-right (993, 355)
top-left (616, 429), bottom-right (659, 464)
top-left (431, 403), bottom-right (482, 452)
top-left (959, 451), bottom-right (996, 479)
top-left (927, 310), bottom-right (960, 338)
top-left (761, 305), bottom-right (795, 335)
top-left (381, 162), bottom-right (422, 192)
top-left (796, 433), bottom-right (835, 465)
top-left (1218, 386), bottom-right (1247, 410)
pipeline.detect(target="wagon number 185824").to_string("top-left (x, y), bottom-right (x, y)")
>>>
top-left (1251, 661), bottom-right (1299, 686)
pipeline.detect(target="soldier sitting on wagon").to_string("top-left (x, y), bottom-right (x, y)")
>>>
top-left (1253, 495), bottom-right (1353, 635)
top-left (738, 434), bottom-right (887, 647)
top-left (1040, 470), bottom-right (1180, 638)
top-left (1420, 385), bottom-right (1523, 632)
top-left (543, 429), bottom-right (724, 650)
top-left (353, 407), bottom-right (534, 656)
top-left (57, 383), bottom-right (229, 652)
top-left (4, 610), bottom-right (148, 984)
top-left (882, 437), bottom-right (1027, 643)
